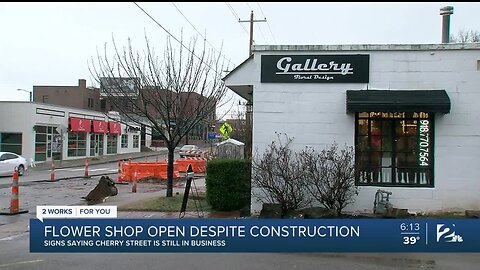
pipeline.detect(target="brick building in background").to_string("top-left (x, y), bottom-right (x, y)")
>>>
top-left (32, 78), bottom-right (215, 148)
top-left (33, 79), bottom-right (100, 111)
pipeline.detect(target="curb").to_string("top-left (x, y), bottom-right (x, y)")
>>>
top-left (0, 171), bottom-right (204, 189)
top-left (0, 173), bottom-right (115, 189)
top-left (30, 151), bottom-right (170, 172)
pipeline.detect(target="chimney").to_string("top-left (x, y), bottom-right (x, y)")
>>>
top-left (440, 6), bottom-right (454, 43)
top-left (78, 79), bottom-right (86, 89)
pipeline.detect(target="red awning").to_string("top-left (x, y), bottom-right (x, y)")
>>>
top-left (108, 122), bottom-right (121, 134)
top-left (93, 120), bottom-right (108, 133)
top-left (69, 117), bottom-right (92, 133)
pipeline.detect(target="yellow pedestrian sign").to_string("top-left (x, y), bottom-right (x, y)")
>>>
top-left (219, 122), bottom-right (233, 139)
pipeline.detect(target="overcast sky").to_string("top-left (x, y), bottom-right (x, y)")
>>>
top-left (1, 2), bottom-right (479, 116)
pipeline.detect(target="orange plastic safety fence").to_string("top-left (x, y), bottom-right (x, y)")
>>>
top-left (119, 162), bottom-right (180, 182)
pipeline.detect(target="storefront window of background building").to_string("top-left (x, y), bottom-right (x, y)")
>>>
top-left (133, 135), bottom-right (139, 148)
top-left (34, 126), bottom-right (60, 161)
top-left (0, 133), bottom-right (22, 154)
top-left (67, 133), bottom-right (86, 157)
top-left (107, 134), bottom-right (118, 154)
top-left (121, 134), bottom-right (128, 148)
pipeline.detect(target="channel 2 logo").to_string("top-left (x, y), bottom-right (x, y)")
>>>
top-left (436, 224), bottom-right (463, 243)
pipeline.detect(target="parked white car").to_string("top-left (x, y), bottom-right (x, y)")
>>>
top-left (0, 152), bottom-right (27, 176)
top-left (178, 145), bottom-right (201, 158)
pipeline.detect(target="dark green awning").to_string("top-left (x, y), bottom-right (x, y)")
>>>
top-left (346, 90), bottom-right (451, 113)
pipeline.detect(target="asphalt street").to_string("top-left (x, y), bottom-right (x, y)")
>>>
top-left (1, 235), bottom-right (480, 270)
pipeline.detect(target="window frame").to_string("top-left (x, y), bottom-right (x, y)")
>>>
top-left (132, 135), bottom-right (139, 149)
top-left (355, 112), bottom-right (435, 188)
top-left (121, 134), bottom-right (128, 148)
top-left (107, 134), bottom-right (118, 154)
top-left (67, 132), bottom-right (87, 157)
top-left (0, 132), bottom-right (23, 155)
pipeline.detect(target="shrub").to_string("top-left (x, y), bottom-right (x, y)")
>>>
top-left (205, 159), bottom-right (251, 211)
top-left (252, 134), bottom-right (312, 217)
top-left (301, 143), bottom-right (358, 215)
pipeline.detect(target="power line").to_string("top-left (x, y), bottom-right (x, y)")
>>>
top-left (132, 2), bottom-right (221, 76)
top-left (256, 2), bottom-right (277, 44)
top-left (255, 18), bottom-right (267, 44)
top-left (171, 2), bottom-right (236, 68)
top-left (225, 2), bottom-right (249, 35)
top-left (246, 2), bottom-right (254, 11)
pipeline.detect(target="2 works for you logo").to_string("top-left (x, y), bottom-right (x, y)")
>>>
top-left (436, 224), bottom-right (463, 243)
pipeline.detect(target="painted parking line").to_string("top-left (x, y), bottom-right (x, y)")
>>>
top-left (88, 168), bottom-right (110, 172)
top-left (0, 259), bottom-right (44, 268)
top-left (68, 168), bottom-right (85, 172)
top-left (0, 232), bottom-right (29, 241)
top-left (49, 168), bottom-right (113, 172)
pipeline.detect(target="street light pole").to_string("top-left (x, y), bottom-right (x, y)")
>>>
top-left (17, 89), bottom-right (32, 102)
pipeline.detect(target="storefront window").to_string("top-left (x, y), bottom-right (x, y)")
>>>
top-left (133, 135), bottom-right (139, 149)
top-left (355, 112), bottom-right (433, 187)
top-left (0, 133), bottom-right (22, 154)
top-left (34, 126), bottom-right (61, 161)
top-left (107, 134), bottom-right (118, 154)
top-left (68, 133), bottom-right (86, 157)
top-left (121, 134), bottom-right (128, 148)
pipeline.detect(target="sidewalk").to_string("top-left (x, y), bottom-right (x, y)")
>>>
top-left (30, 142), bottom-right (213, 172)
top-left (30, 148), bottom-right (171, 171)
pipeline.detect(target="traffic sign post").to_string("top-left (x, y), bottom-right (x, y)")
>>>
top-left (207, 131), bottom-right (216, 141)
top-left (219, 122), bottom-right (233, 139)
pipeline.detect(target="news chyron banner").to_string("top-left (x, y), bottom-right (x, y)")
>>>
top-left (31, 206), bottom-right (480, 252)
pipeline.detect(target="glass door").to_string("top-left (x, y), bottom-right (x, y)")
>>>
top-left (35, 126), bottom-right (60, 162)
top-left (46, 134), bottom-right (53, 160)
top-left (98, 134), bottom-right (104, 156)
top-left (90, 134), bottom-right (104, 156)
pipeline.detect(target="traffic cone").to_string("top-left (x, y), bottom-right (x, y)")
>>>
top-left (84, 157), bottom-right (89, 178)
top-left (132, 171), bottom-right (137, 193)
top-left (0, 168), bottom-right (29, 215)
top-left (50, 159), bottom-right (55, 181)
top-left (116, 161), bottom-right (128, 185)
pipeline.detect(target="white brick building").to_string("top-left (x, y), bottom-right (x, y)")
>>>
top-left (224, 43), bottom-right (480, 214)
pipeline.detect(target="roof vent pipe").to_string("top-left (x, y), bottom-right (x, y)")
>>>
top-left (440, 6), bottom-right (454, 43)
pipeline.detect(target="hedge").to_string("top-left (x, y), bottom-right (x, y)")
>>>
top-left (205, 159), bottom-right (251, 211)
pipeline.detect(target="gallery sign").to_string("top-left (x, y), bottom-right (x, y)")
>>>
top-left (261, 55), bottom-right (369, 83)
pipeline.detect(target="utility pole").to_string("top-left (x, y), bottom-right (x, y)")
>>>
top-left (239, 11), bottom-right (267, 57)
top-left (238, 11), bottom-right (264, 159)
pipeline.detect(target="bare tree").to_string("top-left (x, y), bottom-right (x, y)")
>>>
top-left (301, 143), bottom-right (358, 215)
top-left (252, 133), bottom-right (312, 216)
top-left (451, 29), bottom-right (480, 43)
top-left (90, 35), bottom-right (228, 197)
